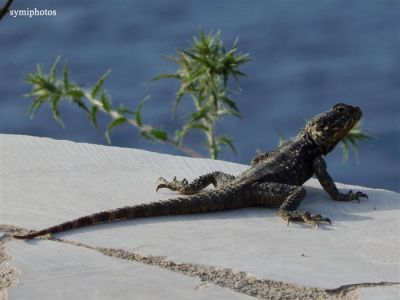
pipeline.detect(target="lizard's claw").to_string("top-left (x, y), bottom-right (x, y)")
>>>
top-left (156, 176), bottom-right (189, 192)
top-left (303, 211), bottom-right (331, 228)
top-left (340, 190), bottom-right (368, 203)
top-left (311, 213), bottom-right (331, 226)
top-left (284, 211), bottom-right (331, 228)
top-left (156, 177), bottom-right (169, 192)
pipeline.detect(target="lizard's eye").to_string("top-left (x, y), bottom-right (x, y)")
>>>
top-left (334, 104), bottom-right (345, 113)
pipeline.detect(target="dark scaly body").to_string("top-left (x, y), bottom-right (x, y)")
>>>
top-left (14, 103), bottom-right (367, 239)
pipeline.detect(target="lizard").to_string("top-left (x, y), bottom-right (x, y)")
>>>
top-left (13, 103), bottom-right (368, 239)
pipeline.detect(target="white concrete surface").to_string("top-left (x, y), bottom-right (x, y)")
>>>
top-left (359, 286), bottom-right (400, 300)
top-left (4, 238), bottom-right (252, 300)
top-left (1, 134), bottom-right (399, 299)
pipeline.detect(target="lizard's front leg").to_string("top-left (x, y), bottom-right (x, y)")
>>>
top-left (275, 185), bottom-right (331, 228)
top-left (313, 156), bottom-right (368, 202)
top-left (250, 182), bottom-right (331, 228)
top-left (156, 171), bottom-right (235, 195)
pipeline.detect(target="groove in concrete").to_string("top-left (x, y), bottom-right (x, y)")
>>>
top-left (0, 237), bottom-right (20, 300)
top-left (1, 224), bottom-right (399, 300)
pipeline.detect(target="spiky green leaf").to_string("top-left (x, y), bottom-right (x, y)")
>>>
top-left (151, 73), bottom-right (181, 82)
top-left (89, 105), bottom-right (100, 131)
top-left (105, 117), bottom-right (126, 144)
top-left (49, 56), bottom-right (60, 82)
top-left (74, 99), bottom-right (89, 112)
top-left (134, 96), bottom-right (149, 126)
top-left (217, 135), bottom-right (236, 154)
top-left (62, 61), bottom-right (70, 90)
top-left (28, 95), bottom-right (48, 117)
top-left (50, 96), bottom-right (64, 127)
top-left (150, 129), bottom-right (168, 141)
top-left (100, 92), bottom-right (111, 112)
top-left (176, 122), bottom-right (208, 145)
top-left (91, 69), bottom-right (111, 98)
top-left (66, 88), bottom-right (84, 99)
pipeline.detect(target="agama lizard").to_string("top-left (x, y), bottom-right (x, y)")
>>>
top-left (13, 103), bottom-right (368, 239)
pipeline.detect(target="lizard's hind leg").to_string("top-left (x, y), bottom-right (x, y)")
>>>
top-left (156, 171), bottom-right (235, 195)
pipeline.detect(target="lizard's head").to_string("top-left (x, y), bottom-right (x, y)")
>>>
top-left (305, 103), bottom-right (362, 155)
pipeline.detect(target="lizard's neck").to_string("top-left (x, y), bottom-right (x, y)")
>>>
top-left (297, 129), bottom-right (324, 156)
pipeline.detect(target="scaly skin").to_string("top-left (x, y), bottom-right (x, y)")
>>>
top-left (13, 103), bottom-right (367, 239)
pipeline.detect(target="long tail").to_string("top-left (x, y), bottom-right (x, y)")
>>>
top-left (13, 186), bottom-right (248, 239)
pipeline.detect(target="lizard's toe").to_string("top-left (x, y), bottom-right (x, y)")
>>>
top-left (339, 190), bottom-right (368, 202)
top-left (303, 212), bottom-right (331, 228)
top-left (156, 176), bottom-right (188, 192)
top-left (356, 191), bottom-right (368, 199)
top-left (312, 214), bottom-right (331, 225)
top-left (156, 177), bottom-right (170, 192)
top-left (350, 190), bottom-right (368, 202)
top-left (156, 183), bottom-right (166, 192)
top-left (281, 211), bottom-right (331, 228)
top-left (157, 177), bottom-right (167, 184)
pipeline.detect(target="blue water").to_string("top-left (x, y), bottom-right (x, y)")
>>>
top-left (1, 0), bottom-right (399, 191)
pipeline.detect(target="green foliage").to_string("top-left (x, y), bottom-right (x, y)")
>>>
top-left (25, 57), bottom-right (184, 154)
top-left (105, 117), bottom-right (127, 144)
top-left (276, 129), bottom-right (287, 147)
top-left (340, 121), bottom-right (371, 162)
top-left (153, 30), bottom-right (250, 159)
top-left (25, 31), bottom-right (249, 159)
top-left (24, 31), bottom-right (368, 163)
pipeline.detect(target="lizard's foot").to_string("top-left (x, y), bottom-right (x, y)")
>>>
top-left (281, 211), bottom-right (331, 229)
top-left (298, 211), bottom-right (332, 228)
top-left (338, 190), bottom-right (368, 203)
top-left (156, 176), bottom-right (189, 193)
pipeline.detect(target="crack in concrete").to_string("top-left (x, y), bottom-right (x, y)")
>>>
top-left (0, 237), bottom-right (20, 300)
top-left (1, 224), bottom-right (399, 300)
top-left (326, 281), bottom-right (400, 298)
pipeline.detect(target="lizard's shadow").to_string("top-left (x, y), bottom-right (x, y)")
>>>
top-left (55, 208), bottom-right (335, 238)
top-left (302, 185), bottom-right (399, 223)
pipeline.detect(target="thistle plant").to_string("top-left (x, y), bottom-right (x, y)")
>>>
top-left (24, 30), bottom-right (368, 162)
top-left (153, 31), bottom-right (250, 159)
top-left (25, 31), bottom-right (250, 159)
top-left (340, 121), bottom-right (370, 162)
top-left (25, 57), bottom-right (201, 157)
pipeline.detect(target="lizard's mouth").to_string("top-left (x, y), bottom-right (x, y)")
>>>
top-left (346, 107), bottom-right (362, 130)
top-left (341, 105), bottom-right (362, 129)
top-left (352, 106), bottom-right (362, 122)
top-left (330, 107), bottom-right (362, 148)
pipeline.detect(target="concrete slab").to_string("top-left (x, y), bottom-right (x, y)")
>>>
top-left (1, 134), bottom-right (399, 298)
top-left (359, 285), bottom-right (400, 300)
top-left (4, 237), bottom-right (252, 300)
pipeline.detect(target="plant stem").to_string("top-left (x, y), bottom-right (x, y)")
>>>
top-left (207, 122), bottom-right (217, 159)
top-left (83, 92), bottom-right (202, 158)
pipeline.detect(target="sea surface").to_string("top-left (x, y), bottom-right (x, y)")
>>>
top-left (1, 0), bottom-right (399, 191)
